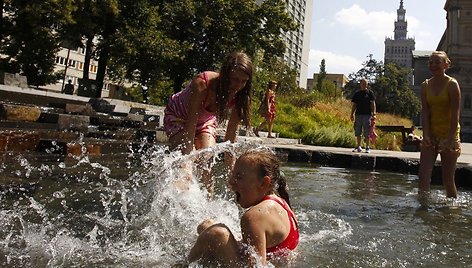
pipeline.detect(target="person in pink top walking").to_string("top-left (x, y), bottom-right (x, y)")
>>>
top-left (254, 80), bottom-right (277, 138)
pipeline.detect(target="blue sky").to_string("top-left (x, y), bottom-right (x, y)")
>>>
top-left (307, 1), bottom-right (447, 78)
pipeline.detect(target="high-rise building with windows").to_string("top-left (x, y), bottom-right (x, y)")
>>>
top-left (384, 0), bottom-right (415, 70)
top-left (257, 0), bottom-right (312, 88)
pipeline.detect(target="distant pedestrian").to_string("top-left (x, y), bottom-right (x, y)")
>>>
top-left (63, 79), bottom-right (74, 95)
top-left (254, 80), bottom-right (277, 138)
top-left (350, 78), bottom-right (376, 153)
top-left (418, 51), bottom-right (461, 199)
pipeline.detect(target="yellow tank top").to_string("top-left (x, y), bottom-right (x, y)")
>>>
top-left (425, 76), bottom-right (460, 139)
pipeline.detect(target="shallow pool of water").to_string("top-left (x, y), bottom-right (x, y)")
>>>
top-left (1, 143), bottom-right (471, 267)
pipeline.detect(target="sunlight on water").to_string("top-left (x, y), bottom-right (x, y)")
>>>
top-left (1, 140), bottom-right (471, 267)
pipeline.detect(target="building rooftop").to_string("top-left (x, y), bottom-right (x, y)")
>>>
top-left (412, 50), bottom-right (433, 58)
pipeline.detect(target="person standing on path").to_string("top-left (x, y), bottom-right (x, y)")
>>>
top-left (350, 78), bottom-right (376, 153)
top-left (254, 80), bottom-right (277, 138)
top-left (63, 79), bottom-right (74, 95)
top-left (418, 51), bottom-right (461, 199)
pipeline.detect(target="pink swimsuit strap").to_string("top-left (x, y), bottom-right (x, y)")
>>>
top-left (263, 195), bottom-right (299, 254)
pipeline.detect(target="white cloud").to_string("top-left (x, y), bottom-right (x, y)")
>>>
top-left (334, 5), bottom-right (395, 44)
top-left (308, 49), bottom-right (364, 78)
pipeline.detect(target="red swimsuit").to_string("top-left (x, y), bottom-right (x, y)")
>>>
top-left (264, 195), bottom-right (299, 255)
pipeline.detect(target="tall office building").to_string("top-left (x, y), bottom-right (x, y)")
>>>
top-left (384, 0), bottom-right (415, 70)
top-left (257, 0), bottom-right (312, 88)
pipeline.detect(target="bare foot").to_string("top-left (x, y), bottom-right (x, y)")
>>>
top-left (197, 219), bottom-right (215, 234)
top-left (254, 128), bottom-right (260, 137)
top-left (267, 135), bottom-right (275, 138)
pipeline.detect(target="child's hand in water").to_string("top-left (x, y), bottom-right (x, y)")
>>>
top-left (173, 160), bottom-right (193, 191)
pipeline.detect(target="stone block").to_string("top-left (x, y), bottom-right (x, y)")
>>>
top-left (67, 143), bottom-right (101, 157)
top-left (144, 114), bottom-right (160, 123)
top-left (89, 115), bottom-right (122, 127)
top-left (57, 114), bottom-right (90, 132)
top-left (312, 151), bottom-right (352, 168)
top-left (141, 121), bottom-right (160, 130)
top-left (1, 104), bottom-right (41, 122)
top-left (38, 112), bottom-right (60, 123)
top-left (65, 103), bottom-right (95, 115)
top-left (0, 131), bottom-right (40, 152)
top-left (350, 155), bottom-right (376, 170)
top-left (155, 130), bottom-right (169, 143)
top-left (127, 113), bottom-right (144, 121)
top-left (129, 107), bottom-right (146, 115)
top-left (273, 147), bottom-right (312, 162)
top-left (122, 119), bottom-right (142, 128)
top-left (88, 98), bottom-right (115, 114)
top-left (36, 140), bottom-right (67, 155)
top-left (0, 72), bottom-right (28, 88)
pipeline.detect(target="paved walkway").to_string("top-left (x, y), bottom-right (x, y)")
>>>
top-left (237, 134), bottom-right (472, 167)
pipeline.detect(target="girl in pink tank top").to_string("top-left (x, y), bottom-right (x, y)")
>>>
top-left (163, 51), bottom-right (254, 193)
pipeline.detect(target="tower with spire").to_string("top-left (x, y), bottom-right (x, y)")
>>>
top-left (384, 0), bottom-right (415, 70)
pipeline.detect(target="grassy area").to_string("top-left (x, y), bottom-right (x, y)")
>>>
top-left (252, 94), bottom-right (414, 151)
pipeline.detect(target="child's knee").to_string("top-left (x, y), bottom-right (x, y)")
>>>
top-left (197, 219), bottom-right (215, 234)
top-left (206, 224), bottom-right (232, 244)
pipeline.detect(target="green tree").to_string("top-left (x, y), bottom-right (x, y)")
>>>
top-left (106, 0), bottom-right (181, 103)
top-left (345, 55), bottom-right (420, 119)
top-left (0, 0), bottom-right (74, 87)
top-left (63, 0), bottom-right (119, 96)
top-left (158, 0), bottom-right (297, 93)
top-left (373, 63), bottom-right (420, 118)
top-left (316, 59), bottom-right (327, 91)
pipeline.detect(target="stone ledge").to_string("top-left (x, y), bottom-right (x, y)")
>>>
top-left (0, 103), bottom-right (41, 122)
top-left (272, 147), bottom-right (472, 188)
top-left (0, 131), bottom-right (40, 152)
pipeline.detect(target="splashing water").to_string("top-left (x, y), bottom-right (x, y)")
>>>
top-left (3, 140), bottom-right (470, 267)
top-left (0, 141), bottom-right (270, 267)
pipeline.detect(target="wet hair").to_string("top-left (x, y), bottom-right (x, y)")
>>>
top-left (431, 51), bottom-right (452, 66)
top-left (239, 149), bottom-right (292, 208)
top-left (217, 51), bottom-right (253, 126)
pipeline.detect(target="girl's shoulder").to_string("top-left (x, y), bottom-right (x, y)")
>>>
top-left (204, 71), bottom-right (219, 80)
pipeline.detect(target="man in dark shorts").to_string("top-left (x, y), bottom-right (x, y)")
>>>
top-left (350, 78), bottom-right (376, 153)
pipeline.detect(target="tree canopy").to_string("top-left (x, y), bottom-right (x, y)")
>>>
top-left (345, 55), bottom-right (420, 119)
top-left (0, 0), bottom-right (298, 102)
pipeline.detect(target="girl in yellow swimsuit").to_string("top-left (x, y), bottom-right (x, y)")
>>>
top-left (418, 51), bottom-right (461, 199)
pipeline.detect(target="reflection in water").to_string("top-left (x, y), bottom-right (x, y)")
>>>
top-left (0, 143), bottom-right (471, 267)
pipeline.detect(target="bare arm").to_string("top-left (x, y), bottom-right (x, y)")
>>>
top-left (370, 100), bottom-right (376, 116)
top-left (265, 90), bottom-right (271, 109)
top-left (180, 76), bottom-right (208, 154)
top-left (240, 212), bottom-right (267, 266)
top-left (448, 79), bottom-right (461, 140)
top-left (224, 108), bottom-right (241, 143)
top-left (350, 102), bottom-right (356, 121)
top-left (420, 81), bottom-right (432, 145)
